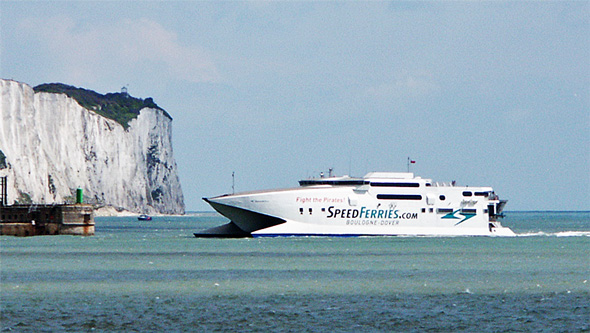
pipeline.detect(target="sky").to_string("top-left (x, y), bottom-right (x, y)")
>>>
top-left (1, 1), bottom-right (588, 211)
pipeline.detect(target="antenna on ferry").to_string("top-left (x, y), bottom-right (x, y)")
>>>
top-left (232, 171), bottom-right (235, 194)
top-left (329, 168), bottom-right (334, 178)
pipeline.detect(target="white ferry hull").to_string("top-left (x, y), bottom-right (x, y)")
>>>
top-left (252, 220), bottom-right (514, 237)
top-left (197, 172), bottom-right (514, 237)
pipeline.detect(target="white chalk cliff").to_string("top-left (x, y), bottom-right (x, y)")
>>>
top-left (0, 79), bottom-right (185, 214)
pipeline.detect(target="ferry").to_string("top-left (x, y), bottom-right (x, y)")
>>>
top-left (195, 171), bottom-right (514, 237)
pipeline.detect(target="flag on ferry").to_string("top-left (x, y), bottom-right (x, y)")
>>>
top-left (410, 160), bottom-right (416, 164)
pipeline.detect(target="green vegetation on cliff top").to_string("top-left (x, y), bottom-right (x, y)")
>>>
top-left (33, 83), bottom-right (171, 129)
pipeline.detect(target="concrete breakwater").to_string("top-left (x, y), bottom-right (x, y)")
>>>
top-left (0, 204), bottom-right (94, 236)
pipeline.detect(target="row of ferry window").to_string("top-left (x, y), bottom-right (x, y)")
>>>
top-left (377, 192), bottom-right (489, 198)
top-left (300, 180), bottom-right (492, 197)
top-left (426, 208), bottom-right (478, 214)
top-left (421, 208), bottom-right (486, 214)
top-left (298, 192), bottom-right (485, 214)
top-left (376, 194), bottom-right (447, 201)
top-left (300, 180), bottom-right (428, 187)
top-left (463, 191), bottom-right (489, 197)
top-left (300, 208), bottom-right (313, 215)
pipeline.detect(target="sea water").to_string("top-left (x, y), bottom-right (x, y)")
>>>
top-left (1, 211), bottom-right (589, 332)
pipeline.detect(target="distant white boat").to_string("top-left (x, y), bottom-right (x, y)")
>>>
top-left (138, 214), bottom-right (152, 221)
top-left (196, 172), bottom-right (514, 237)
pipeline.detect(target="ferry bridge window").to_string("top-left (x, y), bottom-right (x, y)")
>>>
top-left (377, 194), bottom-right (422, 200)
top-left (474, 192), bottom-right (488, 197)
top-left (462, 191), bottom-right (473, 197)
top-left (300, 180), bottom-right (369, 186)
top-left (371, 182), bottom-right (420, 187)
top-left (439, 195), bottom-right (446, 201)
top-left (437, 208), bottom-right (453, 213)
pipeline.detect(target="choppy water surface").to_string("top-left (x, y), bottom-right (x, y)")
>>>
top-left (1, 211), bottom-right (589, 331)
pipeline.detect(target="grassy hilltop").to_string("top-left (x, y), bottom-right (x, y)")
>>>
top-left (34, 83), bottom-right (171, 129)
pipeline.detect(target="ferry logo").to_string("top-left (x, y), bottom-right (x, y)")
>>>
top-left (326, 206), bottom-right (418, 220)
top-left (442, 210), bottom-right (476, 225)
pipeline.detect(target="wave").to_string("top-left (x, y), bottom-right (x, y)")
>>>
top-left (516, 231), bottom-right (590, 237)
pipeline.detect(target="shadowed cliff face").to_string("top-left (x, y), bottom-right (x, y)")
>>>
top-left (0, 79), bottom-right (185, 214)
top-left (0, 149), bottom-right (6, 169)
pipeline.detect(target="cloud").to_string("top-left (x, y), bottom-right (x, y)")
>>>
top-left (19, 16), bottom-right (219, 85)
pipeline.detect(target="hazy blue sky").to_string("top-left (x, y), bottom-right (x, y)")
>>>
top-left (1, 1), bottom-right (588, 211)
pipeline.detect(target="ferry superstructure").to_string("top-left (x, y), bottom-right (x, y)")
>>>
top-left (196, 172), bottom-right (514, 237)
